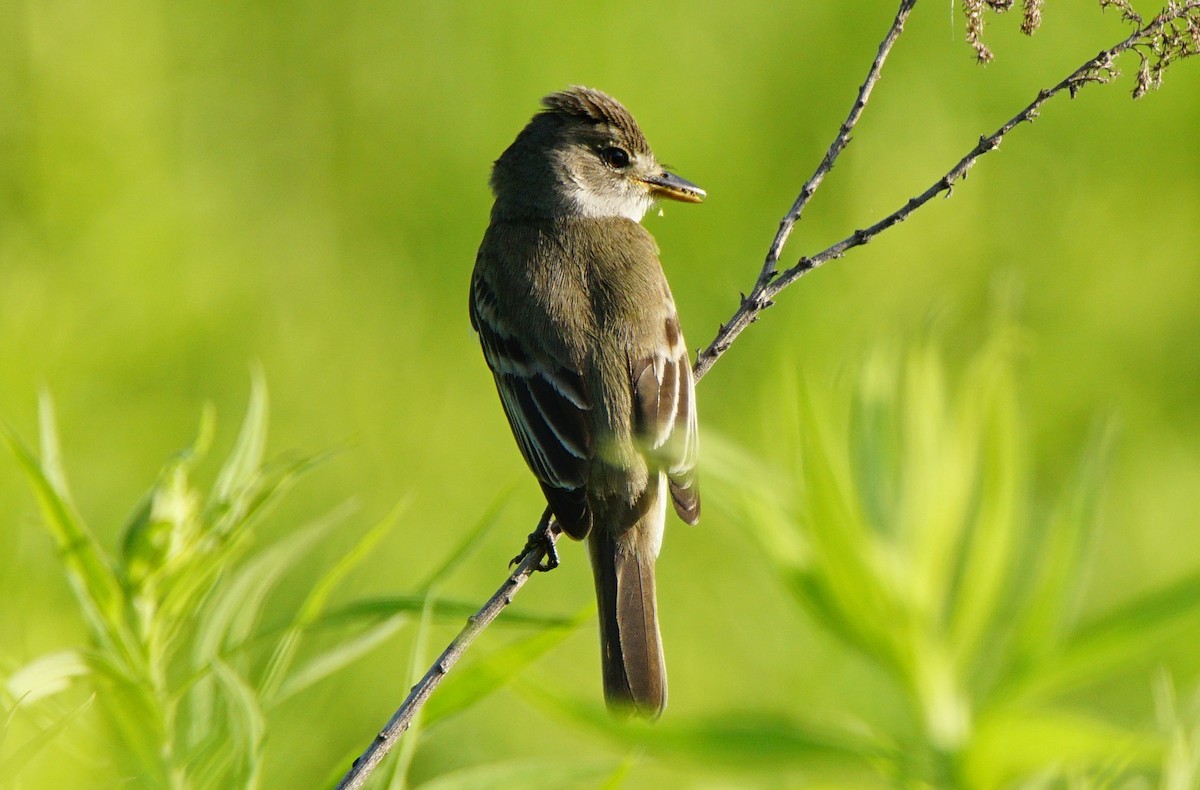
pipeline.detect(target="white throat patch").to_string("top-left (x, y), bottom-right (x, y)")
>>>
top-left (566, 182), bottom-right (653, 222)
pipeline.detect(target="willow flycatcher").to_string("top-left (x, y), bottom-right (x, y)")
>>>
top-left (470, 86), bottom-right (702, 718)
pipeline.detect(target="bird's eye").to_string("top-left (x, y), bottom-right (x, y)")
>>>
top-left (601, 146), bottom-right (631, 169)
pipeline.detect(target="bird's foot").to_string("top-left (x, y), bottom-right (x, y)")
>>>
top-left (511, 510), bottom-right (561, 572)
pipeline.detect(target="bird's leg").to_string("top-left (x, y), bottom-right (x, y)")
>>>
top-left (511, 507), bottom-right (561, 571)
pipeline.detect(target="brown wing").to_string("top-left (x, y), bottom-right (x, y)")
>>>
top-left (630, 313), bottom-right (700, 524)
top-left (470, 258), bottom-right (594, 538)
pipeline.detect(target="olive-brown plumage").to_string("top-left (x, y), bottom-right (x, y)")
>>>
top-left (470, 87), bottom-right (701, 717)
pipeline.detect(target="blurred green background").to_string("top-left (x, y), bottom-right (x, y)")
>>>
top-left (2, 0), bottom-right (1199, 787)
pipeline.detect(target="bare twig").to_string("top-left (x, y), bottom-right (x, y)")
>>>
top-left (694, 0), bottom-right (917, 384)
top-left (336, 1), bottom-right (1200, 786)
top-left (335, 8), bottom-right (915, 788)
top-left (693, 0), bottom-right (1200, 381)
top-left (334, 527), bottom-right (558, 790)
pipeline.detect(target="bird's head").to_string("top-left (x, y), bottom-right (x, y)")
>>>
top-left (491, 86), bottom-right (704, 221)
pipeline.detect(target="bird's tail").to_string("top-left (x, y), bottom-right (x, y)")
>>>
top-left (588, 476), bottom-right (667, 718)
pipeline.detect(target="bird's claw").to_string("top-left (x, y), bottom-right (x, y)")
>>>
top-left (511, 511), bottom-right (561, 571)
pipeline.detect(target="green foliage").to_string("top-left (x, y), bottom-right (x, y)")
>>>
top-left (1, 380), bottom-right (582, 788)
top-left (0, 379), bottom-right (351, 784)
top-left (1, 0), bottom-right (1198, 786)
top-left (5, 338), bottom-right (1200, 788)
top-left (698, 329), bottom-right (1200, 787)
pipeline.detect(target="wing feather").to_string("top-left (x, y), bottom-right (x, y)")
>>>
top-left (631, 314), bottom-right (700, 524)
top-left (471, 263), bottom-right (593, 537)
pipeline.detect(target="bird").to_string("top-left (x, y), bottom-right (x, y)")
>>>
top-left (469, 86), bottom-right (702, 718)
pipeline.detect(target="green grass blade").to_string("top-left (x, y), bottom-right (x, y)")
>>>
top-left (157, 451), bottom-right (330, 641)
top-left (120, 405), bottom-right (214, 589)
top-left (259, 499), bottom-right (408, 703)
top-left (1, 407), bottom-right (135, 670)
top-left (388, 591), bottom-right (438, 789)
top-left (422, 608), bottom-right (588, 728)
top-left (4, 651), bottom-right (91, 706)
top-left (525, 684), bottom-right (889, 775)
top-left (411, 758), bottom-right (617, 790)
top-left (188, 504), bottom-right (351, 746)
top-left (894, 345), bottom-right (975, 618)
top-left (187, 730), bottom-right (237, 790)
top-left (966, 705), bottom-right (1160, 787)
top-left (794, 390), bottom-right (905, 674)
top-left (212, 368), bottom-right (268, 510)
top-left (702, 430), bottom-right (807, 571)
top-left (1008, 570), bottom-right (1200, 703)
top-left (83, 652), bottom-right (168, 783)
top-left (595, 753), bottom-right (636, 790)
top-left (418, 490), bottom-right (512, 593)
top-left (948, 344), bottom-right (1023, 678)
top-left (211, 658), bottom-right (266, 788)
top-left (850, 347), bottom-right (901, 538)
top-left (1003, 422), bottom-right (1114, 680)
top-left (272, 613), bottom-right (410, 705)
top-left (196, 502), bottom-right (352, 667)
top-left (1153, 670), bottom-right (1200, 790)
top-left (315, 597), bottom-right (574, 630)
top-left (0, 694), bottom-right (94, 785)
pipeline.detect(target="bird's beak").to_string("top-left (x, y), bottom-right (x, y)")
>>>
top-left (641, 171), bottom-right (706, 204)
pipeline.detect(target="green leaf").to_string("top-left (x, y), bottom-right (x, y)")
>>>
top-left (594, 753), bottom-right (636, 790)
top-left (316, 597), bottom-right (574, 630)
top-left (120, 405), bottom-right (213, 590)
top-left (526, 685), bottom-right (888, 775)
top-left (4, 650), bottom-right (92, 706)
top-left (389, 591), bottom-right (439, 789)
top-left (1001, 421), bottom-right (1114, 687)
top-left (272, 613), bottom-right (410, 705)
top-left (948, 342), bottom-right (1024, 677)
top-left (211, 658), bottom-right (266, 787)
top-left (412, 758), bottom-right (617, 790)
top-left (195, 502), bottom-right (352, 669)
top-left (1008, 569), bottom-right (1200, 703)
top-left (85, 653), bottom-right (168, 783)
top-left (850, 346), bottom-right (902, 538)
top-left (422, 609), bottom-right (588, 728)
top-left (895, 344), bottom-right (974, 614)
top-left (259, 499), bottom-right (408, 704)
top-left (418, 490), bottom-right (512, 592)
top-left (0, 694), bottom-right (94, 784)
top-left (211, 367), bottom-right (268, 515)
top-left (1152, 670), bottom-right (1200, 790)
top-left (187, 503), bottom-right (351, 748)
top-left (156, 450), bottom-right (329, 644)
top-left (1, 399), bottom-right (137, 672)
top-left (700, 431), bottom-right (806, 571)
top-left (794, 389), bottom-right (906, 674)
top-left (965, 705), bottom-right (1161, 787)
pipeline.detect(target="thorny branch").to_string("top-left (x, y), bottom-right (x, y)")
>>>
top-left (336, 1), bottom-right (1200, 786)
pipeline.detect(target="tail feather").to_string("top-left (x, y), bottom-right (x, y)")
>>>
top-left (589, 481), bottom-right (667, 718)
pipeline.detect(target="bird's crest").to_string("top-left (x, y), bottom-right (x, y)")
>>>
top-left (541, 86), bottom-right (650, 154)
